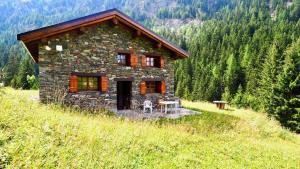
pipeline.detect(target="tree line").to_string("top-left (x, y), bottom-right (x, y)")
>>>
top-left (158, 0), bottom-right (300, 132)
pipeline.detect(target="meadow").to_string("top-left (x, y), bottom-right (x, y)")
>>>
top-left (0, 88), bottom-right (299, 168)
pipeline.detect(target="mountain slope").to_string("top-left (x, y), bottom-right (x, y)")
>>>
top-left (0, 0), bottom-right (199, 67)
top-left (0, 88), bottom-right (299, 168)
top-left (1, 0), bottom-right (299, 132)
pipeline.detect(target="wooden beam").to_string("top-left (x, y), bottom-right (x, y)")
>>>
top-left (112, 17), bottom-right (119, 25)
top-left (129, 47), bottom-right (134, 54)
top-left (173, 53), bottom-right (180, 59)
top-left (79, 27), bottom-right (87, 33)
top-left (19, 15), bottom-right (115, 42)
top-left (41, 38), bottom-right (48, 45)
top-left (17, 10), bottom-right (189, 58)
top-left (22, 41), bottom-right (39, 63)
top-left (132, 30), bottom-right (142, 38)
top-left (114, 77), bottom-right (135, 81)
top-left (136, 30), bottom-right (141, 36)
top-left (155, 42), bottom-right (162, 49)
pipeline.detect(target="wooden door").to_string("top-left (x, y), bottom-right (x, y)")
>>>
top-left (117, 81), bottom-right (132, 110)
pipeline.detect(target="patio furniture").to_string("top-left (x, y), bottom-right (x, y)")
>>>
top-left (213, 101), bottom-right (228, 110)
top-left (159, 100), bottom-right (179, 114)
top-left (143, 100), bottom-right (153, 113)
top-left (174, 98), bottom-right (181, 108)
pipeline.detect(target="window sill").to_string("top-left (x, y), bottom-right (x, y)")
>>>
top-left (117, 66), bottom-right (132, 69)
top-left (77, 91), bottom-right (102, 93)
top-left (143, 66), bottom-right (162, 69)
top-left (144, 93), bottom-right (162, 96)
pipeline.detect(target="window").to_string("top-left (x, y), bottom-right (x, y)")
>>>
top-left (140, 80), bottom-right (165, 95)
top-left (146, 81), bottom-right (161, 93)
top-left (78, 76), bottom-right (98, 91)
top-left (117, 53), bottom-right (130, 66)
top-left (145, 56), bottom-right (161, 68)
top-left (146, 57), bottom-right (155, 67)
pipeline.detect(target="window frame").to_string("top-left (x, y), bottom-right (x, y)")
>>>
top-left (77, 76), bottom-right (99, 91)
top-left (145, 81), bottom-right (162, 94)
top-left (116, 53), bottom-right (130, 66)
top-left (145, 56), bottom-right (160, 68)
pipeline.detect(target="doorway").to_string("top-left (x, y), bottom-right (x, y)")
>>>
top-left (117, 81), bottom-right (132, 110)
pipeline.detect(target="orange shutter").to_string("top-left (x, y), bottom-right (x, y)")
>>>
top-left (140, 81), bottom-right (146, 95)
top-left (100, 76), bottom-right (109, 92)
top-left (130, 54), bottom-right (138, 68)
top-left (141, 55), bottom-right (147, 67)
top-left (69, 75), bottom-right (78, 93)
top-left (161, 81), bottom-right (166, 95)
top-left (160, 56), bottom-right (165, 69)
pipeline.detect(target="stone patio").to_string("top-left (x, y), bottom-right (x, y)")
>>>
top-left (111, 108), bottom-right (199, 120)
top-left (28, 95), bottom-right (198, 120)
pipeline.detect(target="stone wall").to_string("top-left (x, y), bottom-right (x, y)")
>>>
top-left (38, 22), bottom-right (177, 110)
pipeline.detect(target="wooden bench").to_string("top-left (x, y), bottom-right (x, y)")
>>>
top-left (213, 101), bottom-right (228, 110)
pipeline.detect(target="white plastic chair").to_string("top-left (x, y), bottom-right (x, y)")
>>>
top-left (175, 98), bottom-right (181, 108)
top-left (174, 98), bottom-right (181, 113)
top-left (143, 100), bottom-right (153, 113)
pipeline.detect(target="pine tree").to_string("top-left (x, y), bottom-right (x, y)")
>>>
top-left (3, 51), bottom-right (20, 86)
top-left (175, 80), bottom-right (185, 98)
top-left (222, 87), bottom-right (231, 102)
top-left (274, 39), bottom-right (300, 132)
top-left (232, 85), bottom-right (244, 108)
top-left (16, 56), bottom-right (35, 89)
top-left (259, 43), bottom-right (280, 114)
top-left (224, 54), bottom-right (239, 100)
top-left (290, 0), bottom-right (300, 21)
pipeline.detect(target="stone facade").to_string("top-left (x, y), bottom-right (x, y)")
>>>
top-left (38, 22), bottom-right (176, 110)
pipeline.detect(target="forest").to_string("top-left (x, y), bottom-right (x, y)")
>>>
top-left (0, 0), bottom-right (299, 132)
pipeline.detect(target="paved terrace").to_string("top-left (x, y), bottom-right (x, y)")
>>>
top-left (111, 108), bottom-right (199, 120)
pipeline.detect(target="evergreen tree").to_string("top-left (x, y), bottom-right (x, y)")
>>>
top-left (224, 54), bottom-right (239, 100)
top-left (222, 87), bottom-right (231, 102)
top-left (0, 0), bottom-right (299, 131)
top-left (259, 43), bottom-right (280, 114)
top-left (274, 39), bottom-right (300, 132)
top-left (3, 50), bottom-right (20, 86)
top-left (27, 75), bottom-right (39, 90)
top-left (290, 0), bottom-right (300, 21)
top-left (16, 56), bottom-right (35, 89)
top-left (232, 85), bottom-right (244, 108)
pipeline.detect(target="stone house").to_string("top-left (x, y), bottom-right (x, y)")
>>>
top-left (17, 9), bottom-right (189, 110)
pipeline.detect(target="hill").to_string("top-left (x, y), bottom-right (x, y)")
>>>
top-left (0, 88), bottom-right (299, 168)
top-left (1, 0), bottom-right (299, 132)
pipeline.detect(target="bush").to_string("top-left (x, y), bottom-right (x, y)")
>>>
top-left (27, 75), bottom-right (39, 90)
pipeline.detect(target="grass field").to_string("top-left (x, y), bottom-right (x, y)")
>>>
top-left (0, 88), bottom-right (300, 168)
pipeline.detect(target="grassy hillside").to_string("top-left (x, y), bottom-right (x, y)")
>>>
top-left (0, 88), bottom-right (299, 168)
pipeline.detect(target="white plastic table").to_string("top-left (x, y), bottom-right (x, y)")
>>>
top-left (159, 101), bottom-right (178, 114)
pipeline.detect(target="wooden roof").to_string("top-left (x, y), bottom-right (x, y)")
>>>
top-left (17, 9), bottom-right (189, 62)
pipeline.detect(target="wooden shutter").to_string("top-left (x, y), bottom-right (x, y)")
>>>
top-left (141, 55), bottom-right (147, 67)
top-left (161, 81), bottom-right (166, 95)
top-left (69, 75), bottom-right (78, 93)
top-left (130, 54), bottom-right (138, 68)
top-left (140, 81), bottom-right (146, 95)
top-left (160, 56), bottom-right (165, 69)
top-left (100, 76), bottom-right (109, 92)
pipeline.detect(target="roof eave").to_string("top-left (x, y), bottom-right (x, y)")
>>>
top-left (17, 9), bottom-right (189, 59)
